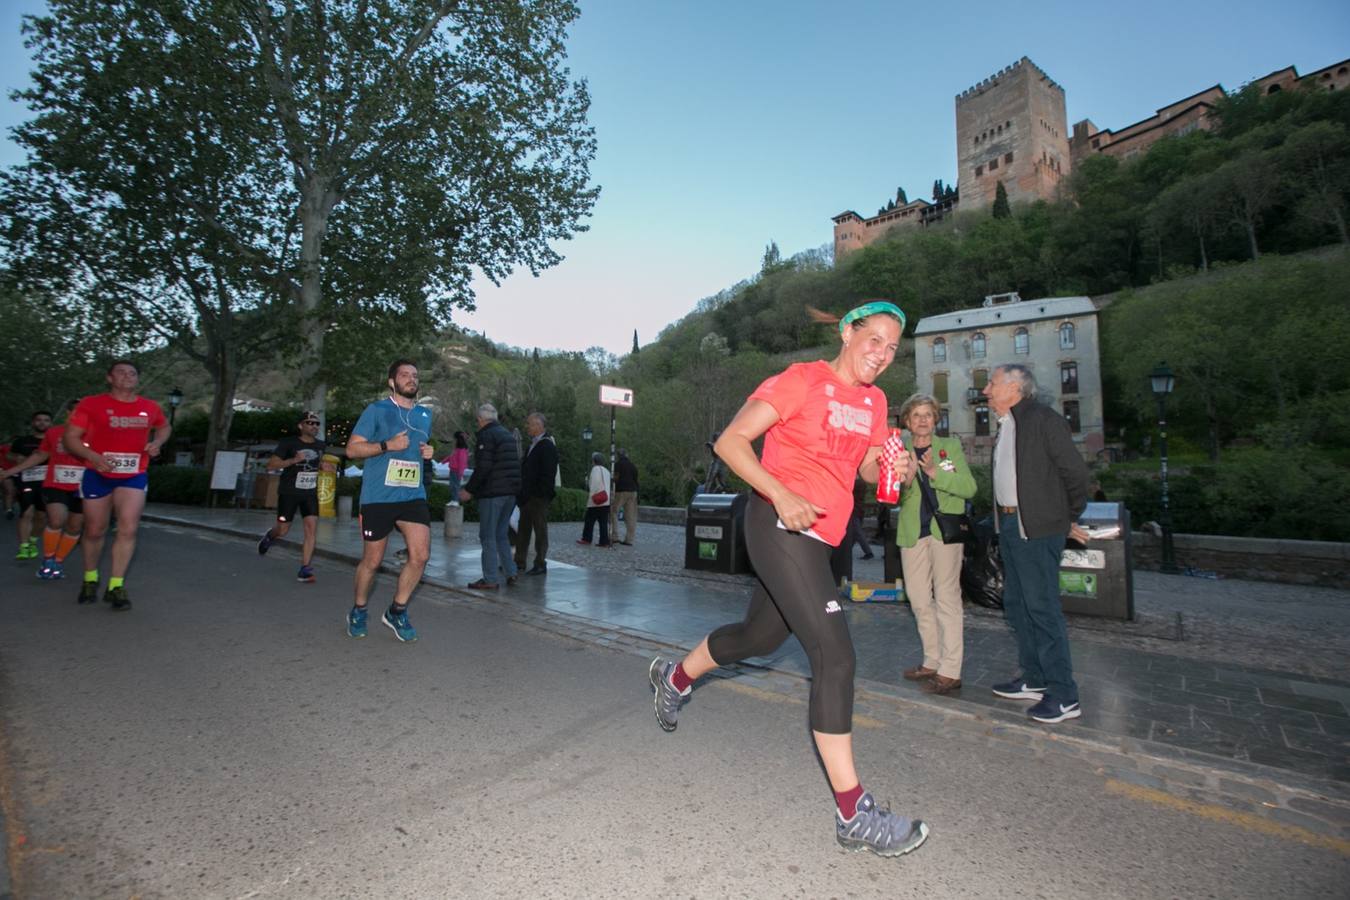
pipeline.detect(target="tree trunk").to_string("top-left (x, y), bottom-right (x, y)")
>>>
top-left (1198, 230), bottom-right (1208, 272)
top-left (202, 330), bottom-right (240, 476)
top-left (298, 185), bottom-right (336, 431)
top-left (1246, 220), bottom-right (1260, 261)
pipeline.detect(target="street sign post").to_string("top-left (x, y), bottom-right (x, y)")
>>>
top-left (597, 385), bottom-right (634, 494)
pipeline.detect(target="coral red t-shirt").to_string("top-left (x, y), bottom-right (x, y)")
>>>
top-left (749, 361), bottom-right (889, 546)
top-left (39, 425), bottom-right (87, 492)
top-left (68, 394), bottom-right (167, 478)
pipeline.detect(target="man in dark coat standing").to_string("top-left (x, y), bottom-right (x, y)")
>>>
top-left (515, 412), bottom-right (559, 576)
top-left (460, 402), bottom-right (522, 589)
top-left (983, 364), bottom-right (1091, 725)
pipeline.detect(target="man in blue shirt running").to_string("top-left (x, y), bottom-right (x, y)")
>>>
top-left (344, 359), bottom-right (435, 642)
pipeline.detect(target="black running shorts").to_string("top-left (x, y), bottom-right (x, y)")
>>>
top-left (276, 492), bottom-right (319, 523)
top-left (359, 499), bottom-right (430, 542)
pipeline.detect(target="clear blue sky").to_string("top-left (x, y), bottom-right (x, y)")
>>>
top-left (3, 1), bottom-right (1347, 355)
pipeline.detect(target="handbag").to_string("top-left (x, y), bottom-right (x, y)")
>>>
top-left (918, 463), bottom-right (972, 544)
top-left (590, 490), bottom-right (609, 505)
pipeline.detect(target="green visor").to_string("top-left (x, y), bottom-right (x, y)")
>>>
top-left (840, 301), bottom-right (906, 334)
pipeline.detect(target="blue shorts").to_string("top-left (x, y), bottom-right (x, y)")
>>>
top-left (81, 469), bottom-right (148, 500)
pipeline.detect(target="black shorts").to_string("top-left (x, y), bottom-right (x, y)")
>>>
top-left (18, 482), bottom-right (45, 512)
top-left (359, 500), bottom-right (430, 542)
top-left (41, 488), bottom-right (82, 514)
top-left (277, 492), bottom-right (319, 522)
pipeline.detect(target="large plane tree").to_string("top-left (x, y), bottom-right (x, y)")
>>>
top-left (1, 0), bottom-right (598, 459)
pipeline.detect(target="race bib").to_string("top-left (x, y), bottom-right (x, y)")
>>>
top-left (294, 471), bottom-right (318, 490)
top-left (384, 459), bottom-right (421, 489)
top-left (21, 466), bottom-right (48, 482)
top-left (105, 452), bottom-right (141, 474)
top-left (53, 465), bottom-right (84, 485)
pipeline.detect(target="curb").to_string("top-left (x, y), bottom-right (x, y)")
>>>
top-left (142, 512), bottom-right (1350, 846)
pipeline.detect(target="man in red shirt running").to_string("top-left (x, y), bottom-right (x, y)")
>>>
top-left (63, 360), bottom-right (171, 610)
top-left (0, 401), bottom-right (85, 580)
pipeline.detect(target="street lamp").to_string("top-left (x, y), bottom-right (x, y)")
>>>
top-left (1149, 362), bottom-right (1178, 574)
top-left (581, 425), bottom-right (593, 488)
top-left (168, 387), bottom-right (183, 425)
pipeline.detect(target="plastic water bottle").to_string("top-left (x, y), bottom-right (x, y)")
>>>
top-left (876, 428), bottom-right (901, 505)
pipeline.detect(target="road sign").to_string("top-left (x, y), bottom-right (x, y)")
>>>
top-left (599, 385), bottom-right (634, 408)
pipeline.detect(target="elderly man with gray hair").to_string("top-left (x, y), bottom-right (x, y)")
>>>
top-left (459, 402), bottom-right (522, 590)
top-left (515, 412), bottom-right (559, 575)
top-left (982, 364), bottom-right (1091, 724)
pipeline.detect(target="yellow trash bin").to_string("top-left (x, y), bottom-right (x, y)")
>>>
top-left (318, 453), bottom-right (339, 518)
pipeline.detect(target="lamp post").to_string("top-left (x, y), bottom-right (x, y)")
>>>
top-left (1149, 362), bottom-right (1179, 574)
top-left (581, 425), bottom-right (592, 487)
top-left (168, 387), bottom-right (183, 426)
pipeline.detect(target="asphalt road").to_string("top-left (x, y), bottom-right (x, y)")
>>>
top-left (1, 524), bottom-right (1346, 899)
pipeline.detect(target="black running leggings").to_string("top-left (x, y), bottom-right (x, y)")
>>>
top-left (707, 494), bottom-right (856, 734)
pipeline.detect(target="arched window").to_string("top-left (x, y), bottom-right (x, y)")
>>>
top-left (1059, 321), bottom-right (1075, 349)
top-left (932, 338), bottom-right (947, 363)
top-left (1014, 327), bottom-right (1029, 355)
top-left (971, 332), bottom-right (986, 359)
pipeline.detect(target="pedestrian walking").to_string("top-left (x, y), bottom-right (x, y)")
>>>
top-left (578, 452), bottom-right (611, 547)
top-left (609, 448), bottom-right (639, 545)
top-left (983, 363), bottom-right (1091, 723)
top-left (647, 301), bottom-right (930, 858)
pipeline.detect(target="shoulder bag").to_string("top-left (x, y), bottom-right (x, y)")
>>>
top-left (918, 465), bottom-right (972, 545)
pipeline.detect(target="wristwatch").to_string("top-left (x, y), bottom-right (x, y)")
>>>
top-left (379, 440), bottom-right (387, 453)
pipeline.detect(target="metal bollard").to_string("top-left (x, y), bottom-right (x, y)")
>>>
top-left (444, 503), bottom-right (463, 539)
top-left (337, 495), bottom-right (353, 521)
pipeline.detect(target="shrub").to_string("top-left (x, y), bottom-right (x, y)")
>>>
top-left (147, 465), bottom-right (211, 505)
top-left (550, 487), bottom-right (588, 522)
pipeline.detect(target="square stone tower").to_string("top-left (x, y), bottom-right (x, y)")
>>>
top-left (956, 57), bottom-right (1070, 210)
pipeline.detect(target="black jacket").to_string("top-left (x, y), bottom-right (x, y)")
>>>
top-left (614, 456), bottom-right (639, 493)
top-left (992, 396), bottom-right (1090, 539)
top-left (463, 421), bottom-right (522, 499)
top-left (520, 433), bottom-right (559, 501)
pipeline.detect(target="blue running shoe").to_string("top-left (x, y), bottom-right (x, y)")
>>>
top-left (347, 605), bottom-right (368, 638)
top-left (991, 678), bottom-right (1045, 701)
top-left (1028, 696), bottom-right (1081, 724)
top-left (37, 557), bottom-right (61, 580)
top-left (257, 530), bottom-right (274, 555)
top-left (297, 565), bottom-right (316, 583)
top-left (382, 606), bottom-right (417, 642)
top-left (836, 792), bottom-right (930, 857)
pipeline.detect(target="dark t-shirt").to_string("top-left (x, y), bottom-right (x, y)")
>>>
top-left (273, 437), bottom-right (326, 494)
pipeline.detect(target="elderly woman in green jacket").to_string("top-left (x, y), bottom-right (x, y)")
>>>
top-left (896, 393), bottom-right (977, 695)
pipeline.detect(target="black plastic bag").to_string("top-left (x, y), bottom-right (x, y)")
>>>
top-left (961, 515), bottom-right (1004, 609)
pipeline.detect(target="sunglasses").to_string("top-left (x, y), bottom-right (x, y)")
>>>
top-left (301, 420), bottom-right (320, 425)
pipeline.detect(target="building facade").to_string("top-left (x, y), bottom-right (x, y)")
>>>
top-left (912, 293), bottom-right (1104, 464)
top-left (955, 57), bottom-right (1071, 210)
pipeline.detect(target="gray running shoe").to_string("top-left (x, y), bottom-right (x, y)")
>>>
top-left (648, 657), bottom-right (690, 732)
top-left (836, 792), bottom-right (929, 857)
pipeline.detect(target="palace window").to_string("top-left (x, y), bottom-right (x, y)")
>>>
top-left (973, 368), bottom-right (989, 390)
top-left (989, 158), bottom-right (999, 171)
top-left (1005, 152), bottom-right (1013, 164)
top-left (975, 165), bottom-right (984, 177)
top-left (974, 405), bottom-right (990, 437)
top-left (1061, 362), bottom-right (1078, 394)
top-left (1059, 321), bottom-right (1075, 349)
top-left (933, 372), bottom-right (949, 404)
top-left (937, 408), bottom-right (950, 437)
top-left (971, 332), bottom-right (986, 359)
top-left (932, 338), bottom-right (947, 363)
top-left (1063, 400), bottom-right (1081, 433)
top-left (1013, 327), bottom-right (1029, 355)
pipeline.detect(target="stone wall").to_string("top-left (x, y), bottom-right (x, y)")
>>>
top-left (1130, 531), bottom-right (1350, 587)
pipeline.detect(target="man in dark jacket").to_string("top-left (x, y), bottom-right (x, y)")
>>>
top-left (459, 403), bottom-right (522, 590)
top-left (983, 364), bottom-right (1091, 725)
top-left (608, 448), bottom-right (639, 546)
top-left (514, 412), bottom-right (559, 576)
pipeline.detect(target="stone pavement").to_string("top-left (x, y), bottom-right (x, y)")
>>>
top-left (138, 504), bottom-right (1350, 839)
